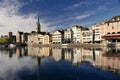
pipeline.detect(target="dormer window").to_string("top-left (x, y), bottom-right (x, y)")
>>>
top-left (118, 18), bottom-right (120, 20)
top-left (112, 18), bottom-right (115, 21)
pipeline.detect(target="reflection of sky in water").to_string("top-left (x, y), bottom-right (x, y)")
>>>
top-left (0, 52), bottom-right (36, 80)
top-left (0, 47), bottom-right (120, 80)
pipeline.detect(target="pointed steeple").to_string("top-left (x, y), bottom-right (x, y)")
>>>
top-left (36, 12), bottom-right (41, 33)
top-left (37, 15), bottom-right (40, 25)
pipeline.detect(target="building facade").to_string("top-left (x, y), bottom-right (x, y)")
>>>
top-left (16, 31), bottom-right (23, 43)
top-left (28, 15), bottom-right (51, 45)
top-left (81, 30), bottom-right (93, 43)
top-left (101, 16), bottom-right (120, 44)
top-left (90, 23), bottom-right (101, 43)
top-left (52, 30), bottom-right (64, 44)
top-left (72, 25), bottom-right (88, 43)
top-left (64, 29), bottom-right (73, 43)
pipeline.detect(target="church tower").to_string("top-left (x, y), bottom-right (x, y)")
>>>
top-left (36, 15), bottom-right (41, 33)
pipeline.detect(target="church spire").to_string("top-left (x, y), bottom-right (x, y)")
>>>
top-left (36, 11), bottom-right (41, 33)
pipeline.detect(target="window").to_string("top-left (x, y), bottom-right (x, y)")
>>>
top-left (118, 18), bottom-right (120, 20)
top-left (112, 18), bottom-right (115, 21)
top-left (107, 33), bottom-right (110, 34)
top-left (112, 26), bottom-right (114, 29)
top-left (112, 32), bottom-right (115, 34)
top-left (118, 22), bottom-right (120, 29)
top-left (117, 32), bottom-right (120, 34)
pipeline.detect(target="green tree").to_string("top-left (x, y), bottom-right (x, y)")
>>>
top-left (0, 38), bottom-right (10, 43)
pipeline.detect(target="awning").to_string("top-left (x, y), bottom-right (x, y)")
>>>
top-left (102, 34), bottom-right (120, 39)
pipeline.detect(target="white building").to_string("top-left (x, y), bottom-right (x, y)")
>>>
top-left (90, 23), bottom-right (101, 43)
top-left (72, 25), bottom-right (88, 43)
top-left (52, 30), bottom-right (64, 44)
top-left (64, 29), bottom-right (73, 43)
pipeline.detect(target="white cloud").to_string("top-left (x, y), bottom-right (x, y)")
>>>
top-left (0, 0), bottom-right (55, 35)
top-left (64, 1), bottom-right (90, 10)
top-left (75, 14), bottom-right (91, 20)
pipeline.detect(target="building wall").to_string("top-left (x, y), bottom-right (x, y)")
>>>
top-left (16, 32), bottom-right (23, 43)
top-left (52, 31), bottom-right (63, 44)
top-left (82, 30), bottom-right (93, 43)
top-left (28, 34), bottom-right (39, 44)
top-left (43, 35), bottom-right (50, 44)
top-left (91, 24), bottom-right (101, 42)
top-left (72, 26), bottom-right (82, 43)
top-left (101, 20), bottom-right (120, 36)
top-left (64, 29), bottom-right (73, 43)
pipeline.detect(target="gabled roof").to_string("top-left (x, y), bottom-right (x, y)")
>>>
top-left (53, 30), bottom-right (64, 34)
top-left (72, 25), bottom-right (89, 30)
top-left (106, 15), bottom-right (120, 23)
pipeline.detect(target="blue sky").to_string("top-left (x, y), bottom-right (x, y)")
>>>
top-left (0, 0), bottom-right (120, 35)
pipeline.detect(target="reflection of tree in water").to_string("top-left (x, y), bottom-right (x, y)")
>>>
top-left (0, 47), bottom-right (15, 58)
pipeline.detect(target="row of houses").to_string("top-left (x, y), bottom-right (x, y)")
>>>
top-left (1, 15), bottom-right (120, 45)
top-left (28, 15), bottom-right (120, 45)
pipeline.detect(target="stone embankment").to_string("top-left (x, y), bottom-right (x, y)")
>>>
top-left (29, 43), bottom-right (104, 48)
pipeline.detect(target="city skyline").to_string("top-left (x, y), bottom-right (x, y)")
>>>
top-left (0, 0), bottom-right (120, 35)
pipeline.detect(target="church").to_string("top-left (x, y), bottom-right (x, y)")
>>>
top-left (28, 15), bottom-right (51, 45)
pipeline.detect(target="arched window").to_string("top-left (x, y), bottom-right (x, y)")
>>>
top-left (107, 32), bottom-right (110, 34)
top-left (112, 32), bottom-right (115, 34)
top-left (117, 32), bottom-right (120, 34)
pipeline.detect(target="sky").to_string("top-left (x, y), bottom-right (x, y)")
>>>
top-left (0, 0), bottom-right (120, 35)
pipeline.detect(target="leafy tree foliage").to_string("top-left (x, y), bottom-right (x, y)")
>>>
top-left (0, 38), bottom-right (10, 43)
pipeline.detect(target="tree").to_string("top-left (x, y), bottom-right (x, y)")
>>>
top-left (0, 38), bottom-right (10, 43)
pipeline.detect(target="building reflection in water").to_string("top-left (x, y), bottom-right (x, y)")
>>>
top-left (16, 47), bottom-right (28, 58)
top-left (99, 48), bottom-right (120, 74)
top-left (28, 46), bottom-right (50, 57)
top-left (29, 46), bottom-right (120, 74)
top-left (0, 46), bottom-right (120, 75)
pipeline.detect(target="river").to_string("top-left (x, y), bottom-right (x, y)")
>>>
top-left (0, 47), bottom-right (120, 80)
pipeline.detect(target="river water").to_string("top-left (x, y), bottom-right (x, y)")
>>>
top-left (0, 46), bottom-right (120, 80)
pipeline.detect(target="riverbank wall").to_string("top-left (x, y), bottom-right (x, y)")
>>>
top-left (28, 43), bottom-right (105, 48)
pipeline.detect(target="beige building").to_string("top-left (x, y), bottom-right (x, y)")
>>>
top-left (16, 31), bottom-right (23, 43)
top-left (28, 32), bottom-right (50, 45)
top-left (43, 34), bottom-right (51, 44)
top-left (52, 30), bottom-right (64, 44)
top-left (28, 15), bottom-right (51, 45)
top-left (101, 15), bottom-right (120, 44)
top-left (81, 30), bottom-right (93, 43)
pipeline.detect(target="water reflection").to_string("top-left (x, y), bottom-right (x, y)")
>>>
top-left (27, 46), bottom-right (120, 74)
top-left (0, 47), bottom-right (120, 80)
